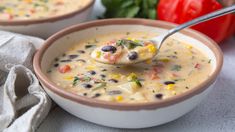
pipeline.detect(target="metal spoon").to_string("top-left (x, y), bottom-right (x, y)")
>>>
top-left (92, 5), bottom-right (235, 65)
top-left (152, 5), bottom-right (235, 54)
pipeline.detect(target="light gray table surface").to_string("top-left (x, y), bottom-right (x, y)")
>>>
top-left (37, 1), bottom-right (235, 131)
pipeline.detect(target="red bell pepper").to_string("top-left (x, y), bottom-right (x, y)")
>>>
top-left (157, 0), bottom-right (235, 43)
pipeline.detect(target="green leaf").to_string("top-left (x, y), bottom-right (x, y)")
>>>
top-left (171, 65), bottom-right (182, 71)
top-left (92, 82), bottom-right (107, 91)
top-left (134, 79), bottom-right (142, 87)
top-left (125, 6), bottom-right (140, 17)
top-left (101, 0), bottom-right (159, 19)
top-left (73, 77), bottom-right (80, 86)
top-left (116, 39), bottom-right (143, 49)
top-left (121, 0), bottom-right (134, 8)
top-left (148, 9), bottom-right (156, 19)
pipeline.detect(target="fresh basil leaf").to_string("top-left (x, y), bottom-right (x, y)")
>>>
top-left (125, 6), bottom-right (140, 18)
top-left (121, 0), bottom-right (134, 8)
top-left (148, 9), bottom-right (156, 19)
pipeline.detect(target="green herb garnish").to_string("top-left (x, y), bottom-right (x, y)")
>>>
top-left (73, 77), bottom-right (80, 86)
top-left (92, 82), bottom-right (107, 91)
top-left (116, 39), bottom-right (143, 49)
top-left (208, 59), bottom-right (211, 64)
top-left (133, 79), bottom-right (142, 87)
top-left (83, 76), bottom-right (91, 82)
top-left (85, 44), bottom-right (96, 49)
top-left (171, 65), bottom-right (182, 71)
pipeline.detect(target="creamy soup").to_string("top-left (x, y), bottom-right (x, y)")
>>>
top-left (47, 32), bottom-right (212, 103)
top-left (0, 0), bottom-right (91, 20)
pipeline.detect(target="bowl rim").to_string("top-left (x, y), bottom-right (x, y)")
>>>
top-left (33, 18), bottom-right (223, 110)
top-left (0, 0), bottom-right (94, 26)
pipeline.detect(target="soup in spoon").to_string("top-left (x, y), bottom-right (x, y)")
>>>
top-left (91, 39), bottom-right (157, 65)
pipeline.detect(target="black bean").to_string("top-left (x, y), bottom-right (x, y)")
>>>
top-left (82, 84), bottom-right (93, 89)
top-left (83, 93), bottom-right (87, 96)
top-left (54, 63), bottom-right (59, 67)
top-left (76, 59), bottom-right (86, 63)
top-left (164, 81), bottom-right (175, 85)
top-left (60, 59), bottom-right (72, 62)
top-left (108, 90), bottom-right (122, 95)
top-left (87, 70), bottom-right (96, 75)
top-left (128, 51), bottom-right (138, 60)
top-left (108, 79), bottom-right (118, 83)
top-left (100, 74), bottom-right (106, 78)
top-left (68, 54), bottom-right (79, 59)
top-left (101, 46), bottom-right (117, 53)
top-left (155, 94), bottom-right (163, 99)
top-left (77, 50), bottom-right (85, 54)
top-left (92, 93), bottom-right (101, 98)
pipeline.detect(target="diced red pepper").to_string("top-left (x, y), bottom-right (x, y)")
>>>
top-left (194, 63), bottom-right (201, 69)
top-left (58, 65), bottom-right (71, 73)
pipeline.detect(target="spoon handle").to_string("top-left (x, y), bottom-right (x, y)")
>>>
top-left (158, 5), bottom-right (235, 49)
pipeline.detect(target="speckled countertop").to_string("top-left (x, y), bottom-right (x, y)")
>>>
top-left (37, 1), bottom-right (235, 131)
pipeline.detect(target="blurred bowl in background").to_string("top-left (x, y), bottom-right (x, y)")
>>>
top-left (0, 0), bottom-right (95, 39)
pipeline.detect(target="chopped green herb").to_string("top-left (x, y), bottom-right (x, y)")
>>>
top-left (174, 78), bottom-right (186, 81)
top-left (134, 79), bottom-right (142, 87)
top-left (73, 77), bottom-right (80, 86)
top-left (85, 44), bottom-right (96, 49)
top-left (171, 65), bottom-right (182, 71)
top-left (208, 59), bottom-right (211, 64)
top-left (116, 39), bottom-right (143, 49)
top-left (92, 82), bottom-right (107, 91)
top-left (83, 76), bottom-right (91, 82)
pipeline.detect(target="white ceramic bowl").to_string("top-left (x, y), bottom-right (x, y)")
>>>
top-left (0, 0), bottom-right (94, 39)
top-left (33, 19), bottom-right (223, 128)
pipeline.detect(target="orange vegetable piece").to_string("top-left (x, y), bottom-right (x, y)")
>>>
top-left (58, 65), bottom-right (71, 73)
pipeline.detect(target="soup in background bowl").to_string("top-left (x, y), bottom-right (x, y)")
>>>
top-left (0, 0), bottom-right (94, 38)
top-left (33, 19), bottom-right (223, 128)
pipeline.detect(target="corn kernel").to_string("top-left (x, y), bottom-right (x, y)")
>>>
top-left (147, 44), bottom-right (157, 53)
top-left (145, 59), bottom-right (152, 64)
top-left (24, 0), bottom-right (32, 3)
top-left (95, 51), bottom-right (101, 58)
top-left (186, 45), bottom-right (192, 49)
top-left (85, 66), bottom-right (95, 70)
top-left (159, 58), bottom-right (170, 63)
top-left (127, 73), bottom-right (137, 81)
top-left (166, 84), bottom-right (175, 90)
top-left (63, 76), bottom-right (73, 80)
top-left (110, 73), bottom-right (121, 79)
top-left (116, 95), bottom-right (123, 101)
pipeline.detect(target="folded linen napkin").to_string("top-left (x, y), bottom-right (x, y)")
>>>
top-left (0, 31), bottom-right (51, 132)
top-left (0, 65), bottom-right (52, 132)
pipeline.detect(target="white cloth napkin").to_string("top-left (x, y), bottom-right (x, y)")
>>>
top-left (0, 31), bottom-right (52, 132)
